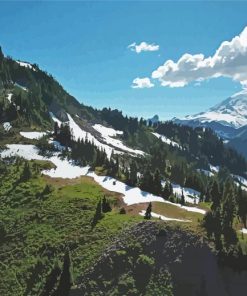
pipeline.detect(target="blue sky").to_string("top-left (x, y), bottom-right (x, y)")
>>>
top-left (0, 1), bottom-right (247, 120)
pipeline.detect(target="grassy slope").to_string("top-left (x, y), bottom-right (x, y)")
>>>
top-left (0, 160), bottom-right (140, 295)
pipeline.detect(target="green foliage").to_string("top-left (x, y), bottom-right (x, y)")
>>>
top-left (102, 195), bottom-right (112, 213)
top-left (144, 202), bottom-right (152, 220)
top-left (0, 160), bottom-right (139, 295)
top-left (145, 270), bottom-right (173, 296)
top-left (54, 250), bottom-right (72, 296)
top-left (156, 122), bottom-right (247, 175)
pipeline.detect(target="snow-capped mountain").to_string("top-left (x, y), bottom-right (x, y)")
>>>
top-left (174, 89), bottom-right (247, 139)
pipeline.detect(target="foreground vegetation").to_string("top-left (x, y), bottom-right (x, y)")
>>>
top-left (0, 158), bottom-right (140, 295)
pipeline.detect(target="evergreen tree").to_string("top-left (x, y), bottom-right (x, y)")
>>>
top-left (92, 199), bottom-right (103, 227)
top-left (21, 161), bottom-right (31, 181)
top-left (129, 161), bottom-right (138, 186)
top-left (102, 195), bottom-right (112, 213)
top-left (153, 169), bottom-right (162, 195)
top-left (54, 121), bottom-right (59, 137)
top-left (41, 264), bottom-right (61, 296)
top-left (55, 250), bottom-right (72, 296)
top-left (180, 189), bottom-right (185, 205)
top-left (237, 187), bottom-right (247, 227)
top-left (210, 180), bottom-right (221, 212)
top-left (140, 169), bottom-right (153, 192)
top-left (144, 202), bottom-right (152, 220)
top-left (162, 180), bottom-right (173, 200)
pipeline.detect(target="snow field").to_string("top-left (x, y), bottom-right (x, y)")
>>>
top-left (139, 210), bottom-right (191, 222)
top-left (0, 144), bottom-right (206, 215)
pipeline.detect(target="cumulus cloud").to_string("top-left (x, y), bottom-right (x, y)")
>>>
top-left (128, 42), bottom-right (159, 53)
top-left (152, 26), bottom-right (247, 88)
top-left (131, 77), bottom-right (154, 89)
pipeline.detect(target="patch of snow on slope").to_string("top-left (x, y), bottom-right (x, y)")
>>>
top-left (3, 122), bottom-right (12, 132)
top-left (0, 144), bottom-right (206, 215)
top-left (7, 93), bottom-right (13, 103)
top-left (49, 112), bottom-right (62, 127)
top-left (86, 172), bottom-right (206, 214)
top-left (171, 183), bottom-right (200, 204)
top-left (209, 164), bottom-right (220, 173)
top-left (93, 124), bottom-right (145, 156)
top-left (232, 174), bottom-right (247, 187)
top-left (152, 132), bottom-right (181, 148)
top-left (139, 210), bottom-right (191, 222)
top-left (67, 114), bottom-right (115, 158)
top-left (16, 61), bottom-right (36, 71)
top-left (0, 144), bottom-right (89, 179)
top-left (197, 169), bottom-right (214, 177)
top-left (14, 83), bottom-right (28, 92)
top-left (240, 228), bottom-right (247, 234)
top-left (20, 131), bottom-right (47, 140)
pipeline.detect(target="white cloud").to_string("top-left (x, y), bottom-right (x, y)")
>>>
top-left (131, 77), bottom-right (154, 89)
top-left (128, 42), bottom-right (159, 53)
top-left (152, 26), bottom-right (247, 88)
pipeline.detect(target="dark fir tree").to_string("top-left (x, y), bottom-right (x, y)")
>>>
top-left (92, 199), bottom-right (103, 227)
top-left (153, 169), bottom-right (162, 195)
top-left (180, 189), bottom-right (185, 205)
top-left (55, 250), bottom-right (72, 296)
top-left (41, 264), bottom-right (61, 296)
top-left (144, 202), bottom-right (152, 220)
top-left (54, 121), bottom-right (59, 137)
top-left (102, 195), bottom-right (112, 213)
top-left (21, 161), bottom-right (32, 181)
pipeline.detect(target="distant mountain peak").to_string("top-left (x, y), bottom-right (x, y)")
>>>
top-left (180, 89), bottom-right (247, 129)
top-left (148, 114), bottom-right (159, 125)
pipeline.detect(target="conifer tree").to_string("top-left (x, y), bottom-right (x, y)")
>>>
top-left (237, 187), bottom-right (247, 227)
top-left (54, 121), bottom-right (59, 137)
top-left (144, 202), bottom-right (152, 220)
top-left (180, 189), bottom-right (185, 205)
top-left (140, 169), bottom-right (153, 192)
top-left (55, 250), bottom-right (72, 296)
top-left (21, 161), bottom-right (31, 181)
top-left (129, 161), bottom-right (138, 186)
top-left (41, 264), bottom-right (61, 296)
top-left (102, 195), bottom-right (111, 213)
top-left (92, 199), bottom-right (103, 227)
top-left (153, 169), bottom-right (162, 195)
top-left (210, 180), bottom-right (221, 212)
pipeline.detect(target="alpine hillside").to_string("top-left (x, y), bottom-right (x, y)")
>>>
top-left (1, 47), bottom-right (247, 296)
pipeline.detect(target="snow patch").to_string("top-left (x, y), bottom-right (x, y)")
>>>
top-left (0, 144), bottom-right (89, 179)
top-left (232, 174), bottom-right (247, 188)
top-left (49, 112), bottom-right (62, 127)
top-left (3, 122), bottom-right (12, 132)
top-left (93, 124), bottom-right (145, 156)
top-left (197, 168), bottom-right (214, 177)
top-left (16, 61), bottom-right (36, 71)
top-left (0, 144), bottom-right (206, 215)
top-left (171, 183), bottom-right (200, 204)
top-left (14, 83), bottom-right (28, 92)
top-left (7, 93), bottom-right (13, 103)
top-left (240, 228), bottom-right (247, 234)
top-left (20, 131), bottom-right (47, 140)
top-left (86, 172), bottom-right (206, 214)
top-left (67, 114), bottom-right (116, 159)
top-left (209, 164), bottom-right (220, 173)
top-left (139, 210), bottom-right (191, 222)
top-left (152, 132), bottom-right (181, 149)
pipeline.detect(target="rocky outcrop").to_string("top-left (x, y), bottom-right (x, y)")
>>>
top-left (71, 221), bottom-right (247, 296)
